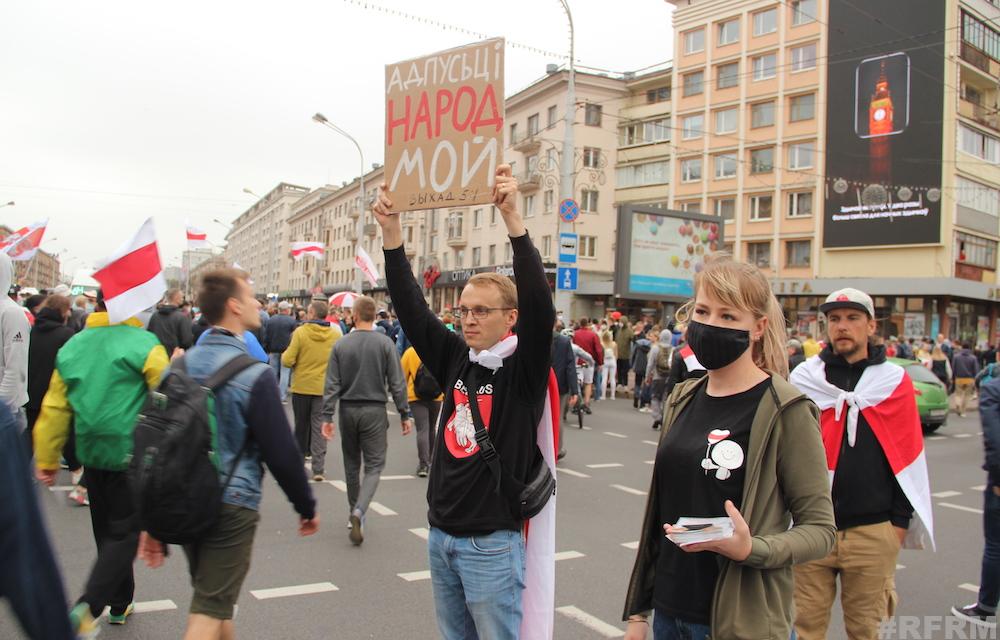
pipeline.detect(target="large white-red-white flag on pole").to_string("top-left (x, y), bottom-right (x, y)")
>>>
top-left (355, 245), bottom-right (379, 287)
top-left (1, 219), bottom-right (48, 261)
top-left (290, 241), bottom-right (325, 261)
top-left (92, 218), bottom-right (167, 324)
top-left (185, 220), bottom-right (210, 249)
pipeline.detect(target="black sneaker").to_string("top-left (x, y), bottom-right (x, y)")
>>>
top-left (583, 405), bottom-right (593, 415)
top-left (417, 464), bottom-right (429, 478)
top-left (557, 450), bottom-right (566, 461)
top-left (952, 603), bottom-right (997, 629)
top-left (651, 420), bottom-right (661, 430)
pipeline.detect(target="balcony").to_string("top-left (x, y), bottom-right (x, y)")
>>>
top-left (961, 42), bottom-right (1000, 78)
top-left (519, 171), bottom-right (542, 192)
top-left (447, 233), bottom-right (467, 247)
top-left (364, 223), bottom-right (378, 237)
top-left (512, 130), bottom-right (542, 153)
top-left (346, 227), bottom-right (358, 242)
top-left (349, 204), bottom-right (360, 219)
top-left (960, 97), bottom-right (1000, 131)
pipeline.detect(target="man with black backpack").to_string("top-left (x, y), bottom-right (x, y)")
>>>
top-left (646, 328), bottom-right (674, 430)
top-left (401, 344), bottom-right (442, 477)
top-left (33, 289), bottom-right (169, 638)
top-left (136, 268), bottom-right (319, 640)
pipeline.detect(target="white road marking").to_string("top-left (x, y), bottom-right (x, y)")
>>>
top-left (644, 460), bottom-right (655, 465)
top-left (48, 485), bottom-right (75, 492)
top-left (556, 605), bottom-right (624, 638)
top-left (409, 527), bottom-right (430, 541)
top-left (369, 502), bottom-right (397, 516)
top-left (556, 467), bottom-right (591, 478)
top-left (554, 550), bottom-right (585, 561)
top-left (960, 583), bottom-right (981, 593)
top-left (251, 582), bottom-right (339, 600)
top-left (953, 433), bottom-right (974, 439)
top-left (931, 490), bottom-right (963, 498)
top-left (927, 435), bottom-right (946, 441)
top-left (603, 431), bottom-right (627, 439)
top-left (896, 564), bottom-right (906, 570)
top-left (621, 541), bottom-right (639, 550)
top-left (611, 484), bottom-right (647, 497)
top-left (586, 463), bottom-right (624, 469)
top-left (387, 409), bottom-right (398, 415)
top-left (642, 440), bottom-right (659, 446)
top-left (101, 600), bottom-right (178, 617)
top-left (939, 502), bottom-right (984, 515)
top-left (381, 475), bottom-right (416, 480)
top-left (581, 425), bottom-right (593, 431)
top-left (398, 570), bottom-right (431, 582)
top-left (972, 485), bottom-right (987, 491)
top-left (326, 480), bottom-right (347, 492)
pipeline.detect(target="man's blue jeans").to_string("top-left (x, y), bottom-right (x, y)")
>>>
top-left (653, 611), bottom-right (711, 640)
top-left (428, 527), bottom-right (526, 640)
top-left (978, 484), bottom-right (1000, 612)
top-left (268, 353), bottom-right (291, 401)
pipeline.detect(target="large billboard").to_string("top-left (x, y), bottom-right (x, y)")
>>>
top-left (615, 205), bottom-right (723, 300)
top-left (823, 1), bottom-right (946, 248)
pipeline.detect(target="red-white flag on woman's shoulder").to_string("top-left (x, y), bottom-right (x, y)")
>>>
top-left (1, 219), bottom-right (48, 261)
top-left (290, 241), bottom-right (324, 261)
top-left (185, 220), bottom-right (209, 249)
top-left (92, 218), bottom-right (167, 324)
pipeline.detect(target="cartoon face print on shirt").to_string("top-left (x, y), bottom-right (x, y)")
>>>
top-left (444, 378), bottom-right (495, 458)
top-left (701, 428), bottom-right (745, 480)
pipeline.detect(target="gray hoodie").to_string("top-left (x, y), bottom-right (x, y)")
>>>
top-left (0, 254), bottom-right (29, 411)
top-left (646, 329), bottom-right (675, 381)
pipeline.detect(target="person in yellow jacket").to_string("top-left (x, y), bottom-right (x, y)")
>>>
top-left (400, 345), bottom-right (443, 477)
top-left (801, 334), bottom-right (822, 358)
top-left (283, 300), bottom-right (342, 481)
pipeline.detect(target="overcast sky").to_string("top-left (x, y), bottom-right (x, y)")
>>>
top-left (1, 0), bottom-right (673, 275)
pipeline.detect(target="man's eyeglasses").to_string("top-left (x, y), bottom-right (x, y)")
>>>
top-left (456, 306), bottom-right (515, 320)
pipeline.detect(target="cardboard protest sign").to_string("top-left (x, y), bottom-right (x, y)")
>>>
top-left (385, 37), bottom-right (505, 212)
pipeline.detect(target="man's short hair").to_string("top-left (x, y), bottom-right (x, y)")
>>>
top-left (74, 295), bottom-right (88, 309)
top-left (198, 268), bottom-right (249, 325)
top-left (278, 300), bottom-right (292, 311)
top-left (43, 294), bottom-right (71, 316)
top-left (467, 273), bottom-right (517, 309)
top-left (353, 296), bottom-right (376, 322)
top-left (165, 288), bottom-right (182, 304)
top-left (309, 300), bottom-right (329, 319)
top-left (579, 317), bottom-right (591, 328)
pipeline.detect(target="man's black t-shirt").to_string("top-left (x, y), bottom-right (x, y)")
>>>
top-left (652, 377), bottom-right (771, 625)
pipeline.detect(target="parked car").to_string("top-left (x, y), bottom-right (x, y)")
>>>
top-left (889, 357), bottom-right (949, 433)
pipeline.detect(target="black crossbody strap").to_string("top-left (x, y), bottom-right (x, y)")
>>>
top-left (466, 369), bottom-right (504, 496)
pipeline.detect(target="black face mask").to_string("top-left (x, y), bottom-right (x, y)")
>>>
top-left (686, 320), bottom-right (751, 370)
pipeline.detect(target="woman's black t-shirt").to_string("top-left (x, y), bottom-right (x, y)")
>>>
top-left (652, 377), bottom-right (771, 625)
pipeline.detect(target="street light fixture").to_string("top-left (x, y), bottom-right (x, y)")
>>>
top-left (313, 112), bottom-right (366, 295)
top-left (0, 201), bottom-right (14, 208)
top-left (555, 0), bottom-right (576, 318)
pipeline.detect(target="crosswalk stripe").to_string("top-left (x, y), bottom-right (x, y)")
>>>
top-left (642, 440), bottom-right (659, 446)
top-left (398, 570), bottom-right (431, 582)
top-left (621, 541), bottom-right (639, 550)
top-left (927, 435), bottom-right (946, 440)
top-left (381, 475), bottom-right (416, 480)
top-left (555, 550), bottom-right (585, 561)
top-left (611, 484), bottom-right (647, 497)
top-left (251, 582), bottom-right (339, 600)
top-left (644, 460), bottom-right (654, 465)
top-left (326, 480), bottom-right (347, 492)
top-left (409, 527), bottom-right (430, 541)
top-left (556, 605), bottom-right (624, 637)
top-left (939, 502), bottom-right (984, 515)
top-left (953, 433), bottom-right (974, 439)
top-left (960, 583), bottom-right (980, 593)
top-left (931, 490), bottom-right (962, 498)
top-left (586, 463), bottom-right (624, 469)
top-left (101, 600), bottom-right (177, 617)
top-left (556, 467), bottom-right (591, 478)
top-left (369, 501), bottom-right (397, 516)
top-left (972, 485), bottom-right (987, 491)
top-left (48, 485), bottom-right (75, 492)
top-left (603, 431), bottom-right (627, 439)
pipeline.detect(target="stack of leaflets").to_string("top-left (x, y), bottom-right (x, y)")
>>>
top-left (665, 517), bottom-right (735, 546)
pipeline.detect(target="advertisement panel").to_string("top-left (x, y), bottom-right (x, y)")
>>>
top-left (615, 205), bottom-right (723, 300)
top-left (823, 1), bottom-right (946, 248)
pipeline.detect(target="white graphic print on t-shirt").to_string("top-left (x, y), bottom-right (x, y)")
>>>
top-left (700, 428), bottom-right (745, 480)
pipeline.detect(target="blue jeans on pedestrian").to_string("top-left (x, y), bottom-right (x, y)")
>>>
top-left (653, 611), bottom-right (711, 640)
top-left (268, 353), bottom-right (290, 401)
top-left (428, 527), bottom-right (526, 640)
top-left (978, 484), bottom-right (1000, 612)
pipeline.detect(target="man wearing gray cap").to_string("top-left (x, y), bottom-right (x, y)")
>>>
top-left (790, 287), bottom-right (934, 640)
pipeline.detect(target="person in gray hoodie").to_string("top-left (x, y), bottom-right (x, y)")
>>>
top-left (0, 253), bottom-right (29, 439)
top-left (646, 329), bottom-right (674, 430)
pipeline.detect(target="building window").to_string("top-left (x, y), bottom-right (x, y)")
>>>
top-left (957, 176), bottom-right (1000, 216)
top-left (786, 240), bottom-right (811, 267)
top-left (509, 122), bottom-right (518, 144)
top-left (504, 244), bottom-right (512, 263)
top-left (753, 8), bottom-right (778, 36)
top-left (542, 235), bottom-right (552, 258)
top-left (718, 18), bottom-right (740, 46)
top-left (616, 160), bottom-right (671, 188)
top-left (431, 236), bottom-right (439, 252)
top-left (963, 11), bottom-right (1000, 62)
top-left (682, 113), bottom-right (705, 139)
top-left (581, 189), bottom-right (599, 213)
top-left (524, 194), bottom-right (536, 218)
top-left (959, 124), bottom-right (1000, 163)
top-left (472, 247), bottom-right (482, 267)
top-left (788, 142), bottom-right (814, 169)
top-left (752, 53), bottom-right (777, 80)
top-left (790, 43), bottom-right (817, 72)
top-left (442, 253), bottom-right (449, 270)
top-left (683, 71), bottom-right (704, 96)
top-left (750, 147), bottom-right (774, 173)
top-left (747, 241), bottom-right (772, 268)
top-left (547, 105), bottom-right (557, 128)
top-left (956, 231), bottom-right (998, 268)
top-left (681, 157), bottom-right (703, 183)
top-left (751, 101), bottom-right (776, 128)
top-left (788, 191), bottom-right (813, 217)
top-left (749, 194), bottom-right (773, 220)
top-left (489, 244), bottom-right (496, 264)
top-left (715, 108), bottom-right (737, 134)
top-left (579, 235), bottom-right (597, 259)
top-left (619, 117), bottom-right (671, 145)
top-left (544, 189), bottom-right (555, 213)
top-left (714, 153), bottom-right (738, 179)
top-left (646, 86), bottom-right (671, 103)
top-left (715, 198), bottom-right (736, 220)
top-left (679, 201), bottom-right (701, 213)
top-left (490, 206), bottom-right (498, 226)
top-left (473, 208), bottom-right (483, 229)
top-left (527, 113), bottom-right (540, 136)
top-left (684, 28), bottom-right (705, 54)
top-left (792, 0), bottom-right (817, 25)
top-left (585, 103), bottom-right (602, 126)
top-left (789, 93), bottom-right (816, 122)
top-left (717, 62), bottom-right (739, 89)
top-left (583, 146), bottom-right (601, 169)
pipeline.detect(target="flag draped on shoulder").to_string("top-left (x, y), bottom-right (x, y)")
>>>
top-left (92, 218), bottom-right (167, 324)
top-left (789, 355), bottom-right (934, 550)
top-left (290, 241), bottom-right (324, 261)
top-left (1, 219), bottom-right (48, 261)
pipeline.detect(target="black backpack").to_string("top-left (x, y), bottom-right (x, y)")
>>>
top-left (129, 354), bottom-right (259, 545)
top-left (414, 363), bottom-right (443, 401)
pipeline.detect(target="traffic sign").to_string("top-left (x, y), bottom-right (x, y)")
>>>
top-left (557, 266), bottom-right (578, 291)
top-left (559, 232), bottom-right (578, 263)
top-left (559, 198), bottom-right (580, 223)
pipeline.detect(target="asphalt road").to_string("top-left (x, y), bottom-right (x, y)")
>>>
top-left (2, 397), bottom-right (994, 639)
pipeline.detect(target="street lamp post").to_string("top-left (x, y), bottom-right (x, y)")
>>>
top-left (0, 201), bottom-right (14, 209)
top-left (313, 112), bottom-right (366, 295)
top-left (555, 0), bottom-right (576, 319)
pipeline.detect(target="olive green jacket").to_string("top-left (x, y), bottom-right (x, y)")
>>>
top-left (623, 373), bottom-right (835, 639)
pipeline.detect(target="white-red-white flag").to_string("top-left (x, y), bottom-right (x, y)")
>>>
top-left (1, 219), bottom-right (48, 261)
top-left (92, 218), bottom-right (167, 324)
top-left (355, 245), bottom-right (379, 287)
top-left (185, 220), bottom-right (210, 249)
top-left (290, 241), bottom-right (325, 261)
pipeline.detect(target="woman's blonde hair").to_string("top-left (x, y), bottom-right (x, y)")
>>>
top-left (676, 254), bottom-right (789, 378)
top-left (601, 330), bottom-right (614, 347)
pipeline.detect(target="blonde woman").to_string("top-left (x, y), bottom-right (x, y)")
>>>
top-left (623, 255), bottom-right (835, 640)
top-left (600, 330), bottom-right (618, 400)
